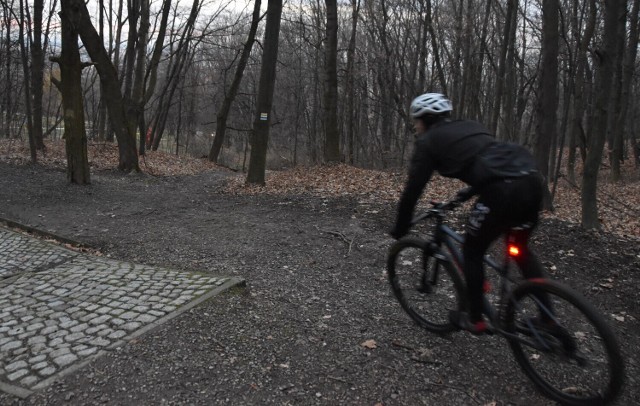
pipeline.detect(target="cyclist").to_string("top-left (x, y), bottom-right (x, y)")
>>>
top-left (390, 92), bottom-right (547, 335)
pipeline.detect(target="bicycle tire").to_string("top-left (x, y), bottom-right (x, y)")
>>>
top-left (504, 279), bottom-right (624, 405)
top-left (387, 236), bottom-right (465, 334)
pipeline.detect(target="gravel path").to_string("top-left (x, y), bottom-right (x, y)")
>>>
top-left (0, 162), bottom-right (637, 405)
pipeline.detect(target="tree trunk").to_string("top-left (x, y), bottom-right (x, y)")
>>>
top-left (500, 0), bottom-right (519, 142)
top-left (1, 3), bottom-right (10, 138)
top-left (54, 0), bottom-right (91, 184)
top-left (581, 0), bottom-right (624, 229)
top-left (151, 0), bottom-right (202, 151)
top-left (129, 0), bottom-right (149, 155)
top-left (323, 0), bottom-right (340, 162)
top-left (426, 0), bottom-right (447, 93)
top-left (104, 0), bottom-right (126, 143)
top-left (18, 0), bottom-right (36, 162)
top-left (31, 0), bottom-right (45, 150)
top-left (612, 0), bottom-right (640, 180)
top-left (631, 84), bottom-right (640, 169)
top-left (490, 0), bottom-right (517, 136)
top-left (608, 8), bottom-right (627, 181)
top-left (451, 0), bottom-right (465, 113)
top-left (122, 0), bottom-right (139, 102)
top-left (568, 0), bottom-right (596, 184)
top-left (67, 0), bottom-right (139, 171)
top-left (144, 0), bottom-right (171, 105)
top-left (345, 0), bottom-right (360, 164)
top-left (469, 0), bottom-right (492, 121)
top-left (246, 0), bottom-right (283, 185)
top-left (209, 0), bottom-right (262, 163)
top-left (534, 0), bottom-right (559, 210)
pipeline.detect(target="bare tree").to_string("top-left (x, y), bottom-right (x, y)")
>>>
top-left (607, 4), bottom-right (627, 181)
top-left (14, 0), bottom-right (39, 160)
top-left (344, 0), bottom-right (360, 164)
top-left (612, 0), bottom-right (640, 180)
top-left (246, 0), bottom-right (283, 185)
top-left (150, 0), bottom-right (204, 151)
top-left (426, 0), bottom-right (446, 94)
top-left (30, 0), bottom-right (45, 150)
top-left (67, 0), bottom-right (139, 171)
top-left (534, 0), bottom-right (559, 210)
top-left (141, 0), bottom-right (172, 149)
top-left (209, 0), bottom-right (263, 163)
top-left (581, 0), bottom-right (625, 229)
top-left (490, 0), bottom-right (517, 137)
top-left (323, 0), bottom-right (339, 162)
top-left (567, 0), bottom-right (596, 184)
top-left (52, 0), bottom-right (91, 184)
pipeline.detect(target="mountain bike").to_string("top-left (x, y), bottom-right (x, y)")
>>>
top-left (386, 193), bottom-right (624, 405)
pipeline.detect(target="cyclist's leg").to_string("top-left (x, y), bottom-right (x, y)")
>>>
top-left (462, 174), bottom-right (542, 327)
top-left (464, 174), bottom-right (539, 319)
top-left (504, 174), bottom-right (556, 321)
top-left (509, 228), bottom-right (556, 322)
top-left (463, 199), bottom-right (504, 323)
top-left (510, 227), bottom-right (546, 280)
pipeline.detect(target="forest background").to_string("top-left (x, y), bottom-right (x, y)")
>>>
top-left (0, 0), bottom-right (639, 231)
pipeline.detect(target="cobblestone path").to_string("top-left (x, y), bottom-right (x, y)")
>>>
top-left (0, 226), bottom-right (244, 398)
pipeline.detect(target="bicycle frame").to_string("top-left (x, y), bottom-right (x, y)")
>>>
top-left (421, 206), bottom-right (543, 346)
top-left (395, 200), bottom-right (625, 404)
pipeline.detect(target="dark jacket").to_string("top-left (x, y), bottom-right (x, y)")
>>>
top-left (392, 119), bottom-right (537, 238)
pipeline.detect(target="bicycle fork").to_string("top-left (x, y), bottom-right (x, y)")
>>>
top-left (418, 242), bottom-right (447, 294)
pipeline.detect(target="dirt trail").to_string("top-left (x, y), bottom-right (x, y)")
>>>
top-left (0, 162), bottom-right (637, 405)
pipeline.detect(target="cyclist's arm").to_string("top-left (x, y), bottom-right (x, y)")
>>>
top-left (391, 137), bottom-right (435, 238)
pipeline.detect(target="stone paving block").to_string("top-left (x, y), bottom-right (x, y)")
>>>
top-left (0, 229), bottom-right (78, 279)
top-left (5, 361), bottom-right (27, 373)
top-left (7, 369), bottom-right (28, 381)
top-left (28, 355), bottom-right (46, 364)
top-left (53, 354), bottom-right (78, 368)
top-left (0, 226), bottom-right (242, 396)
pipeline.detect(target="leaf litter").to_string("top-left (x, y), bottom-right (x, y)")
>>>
top-left (1, 139), bottom-right (638, 238)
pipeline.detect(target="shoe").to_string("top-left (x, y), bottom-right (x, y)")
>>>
top-left (449, 310), bottom-right (489, 335)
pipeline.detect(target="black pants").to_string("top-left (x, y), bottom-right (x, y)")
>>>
top-left (463, 173), bottom-right (545, 321)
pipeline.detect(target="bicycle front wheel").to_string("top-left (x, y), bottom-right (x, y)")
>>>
top-left (504, 279), bottom-right (624, 405)
top-left (387, 237), bottom-right (465, 334)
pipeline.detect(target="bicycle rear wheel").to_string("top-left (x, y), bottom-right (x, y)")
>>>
top-left (387, 237), bottom-right (465, 334)
top-left (504, 279), bottom-right (624, 405)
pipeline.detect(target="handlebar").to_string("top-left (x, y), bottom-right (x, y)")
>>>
top-left (410, 187), bottom-right (476, 225)
top-left (410, 200), bottom-right (460, 225)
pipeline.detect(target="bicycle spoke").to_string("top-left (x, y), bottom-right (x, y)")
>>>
top-left (387, 238), bottom-right (464, 334)
top-left (506, 281), bottom-right (624, 405)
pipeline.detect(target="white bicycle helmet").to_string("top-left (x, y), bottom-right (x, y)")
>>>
top-left (410, 93), bottom-right (453, 118)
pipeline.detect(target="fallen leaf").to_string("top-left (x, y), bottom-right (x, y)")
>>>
top-left (562, 386), bottom-right (582, 394)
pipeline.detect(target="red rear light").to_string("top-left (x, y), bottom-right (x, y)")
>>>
top-left (508, 244), bottom-right (520, 257)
